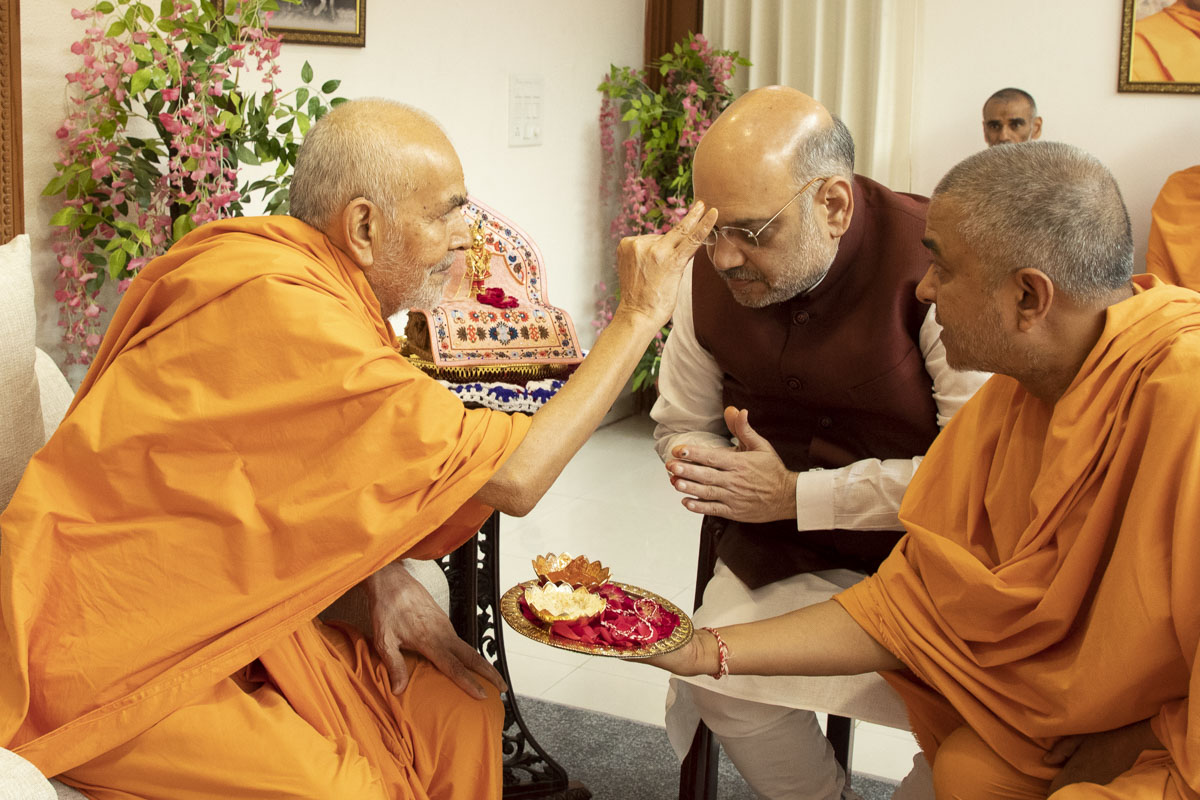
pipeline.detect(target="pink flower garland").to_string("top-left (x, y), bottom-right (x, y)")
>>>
top-left (594, 34), bottom-right (748, 388)
top-left (48, 1), bottom-right (297, 365)
top-left (519, 582), bottom-right (681, 650)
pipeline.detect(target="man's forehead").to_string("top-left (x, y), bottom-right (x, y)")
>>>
top-left (413, 181), bottom-right (468, 218)
top-left (984, 99), bottom-right (1032, 120)
top-left (921, 220), bottom-right (941, 254)
top-left (405, 142), bottom-right (464, 185)
top-left (694, 153), bottom-right (794, 219)
top-left (924, 197), bottom-right (992, 276)
top-left (923, 198), bottom-right (960, 243)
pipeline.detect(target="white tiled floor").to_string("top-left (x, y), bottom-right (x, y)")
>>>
top-left (497, 414), bottom-right (922, 783)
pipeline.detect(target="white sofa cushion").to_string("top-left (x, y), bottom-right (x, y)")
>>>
top-left (404, 558), bottom-right (451, 615)
top-left (0, 235), bottom-right (46, 511)
top-left (34, 347), bottom-right (74, 440)
top-left (0, 748), bottom-right (56, 799)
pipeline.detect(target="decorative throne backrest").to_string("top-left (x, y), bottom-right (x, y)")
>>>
top-left (401, 198), bottom-right (584, 382)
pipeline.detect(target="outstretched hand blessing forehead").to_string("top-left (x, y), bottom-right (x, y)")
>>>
top-left (615, 202), bottom-right (718, 328)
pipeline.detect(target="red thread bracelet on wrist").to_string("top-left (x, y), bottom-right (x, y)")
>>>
top-left (701, 626), bottom-right (731, 679)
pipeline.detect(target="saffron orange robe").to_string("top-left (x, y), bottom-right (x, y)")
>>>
top-left (1147, 166), bottom-right (1200, 290)
top-left (837, 277), bottom-right (1200, 796)
top-left (1131, 2), bottom-right (1200, 83)
top-left (0, 216), bottom-right (530, 797)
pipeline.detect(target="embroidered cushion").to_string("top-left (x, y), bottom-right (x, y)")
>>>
top-left (401, 198), bottom-right (583, 382)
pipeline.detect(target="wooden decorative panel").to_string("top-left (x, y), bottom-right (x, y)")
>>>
top-left (0, 0), bottom-right (23, 240)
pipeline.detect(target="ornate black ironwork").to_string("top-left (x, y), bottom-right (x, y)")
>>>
top-left (442, 514), bottom-right (591, 799)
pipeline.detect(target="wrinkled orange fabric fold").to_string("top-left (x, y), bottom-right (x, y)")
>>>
top-left (1147, 166), bottom-right (1200, 291)
top-left (837, 277), bottom-right (1200, 796)
top-left (58, 621), bottom-right (503, 800)
top-left (0, 216), bottom-right (529, 778)
top-left (57, 621), bottom-right (503, 800)
top-left (1132, 2), bottom-right (1200, 82)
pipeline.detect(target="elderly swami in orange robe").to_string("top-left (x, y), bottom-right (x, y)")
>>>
top-left (1147, 165), bottom-right (1200, 290)
top-left (0, 99), bottom-right (717, 799)
top-left (1131, 0), bottom-right (1200, 83)
top-left (646, 141), bottom-right (1200, 799)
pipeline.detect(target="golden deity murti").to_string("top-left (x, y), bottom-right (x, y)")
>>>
top-left (463, 218), bottom-right (491, 295)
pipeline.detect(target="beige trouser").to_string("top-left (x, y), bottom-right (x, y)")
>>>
top-left (666, 562), bottom-right (933, 800)
top-left (672, 681), bottom-right (934, 800)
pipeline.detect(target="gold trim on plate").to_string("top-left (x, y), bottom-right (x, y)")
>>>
top-left (500, 580), bottom-right (694, 660)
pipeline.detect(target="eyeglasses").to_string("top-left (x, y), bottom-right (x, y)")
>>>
top-left (701, 175), bottom-right (828, 251)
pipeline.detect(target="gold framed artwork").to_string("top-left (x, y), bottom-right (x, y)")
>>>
top-left (1119, 0), bottom-right (1200, 93)
top-left (221, 0), bottom-right (366, 47)
top-left (268, 0), bottom-right (365, 47)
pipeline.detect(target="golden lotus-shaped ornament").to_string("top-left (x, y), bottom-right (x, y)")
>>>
top-left (531, 552), bottom-right (611, 589)
top-left (524, 582), bottom-right (607, 625)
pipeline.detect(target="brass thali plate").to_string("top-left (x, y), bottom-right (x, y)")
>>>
top-left (500, 579), bottom-right (694, 660)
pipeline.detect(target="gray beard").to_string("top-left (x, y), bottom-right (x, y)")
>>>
top-left (725, 254), bottom-right (834, 308)
top-left (376, 250), bottom-right (456, 315)
top-left (723, 211), bottom-right (835, 308)
top-left (407, 253), bottom-right (455, 311)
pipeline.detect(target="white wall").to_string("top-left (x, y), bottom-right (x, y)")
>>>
top-left (20, 0), bottom-right (644, 364)
top-left (24, 1), bottom-right (1197, 365)
top-left (910, 0), bottom-right (1200, 269)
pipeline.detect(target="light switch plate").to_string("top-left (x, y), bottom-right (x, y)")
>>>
top-left (508, 74), bottom-right (544, 147)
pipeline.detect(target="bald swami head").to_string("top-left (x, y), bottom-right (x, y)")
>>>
top-left (290, 98), bottom-right (456, 232)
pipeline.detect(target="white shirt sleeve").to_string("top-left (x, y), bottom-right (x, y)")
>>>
top-left (793, 305), bottom-right (991, 532)
top-left (650, 262), bottom-right (731, 461)
top-left (920, 304), bottom-right (990, 428)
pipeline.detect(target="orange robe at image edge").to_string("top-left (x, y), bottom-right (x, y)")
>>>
top-left (1147, 165), bottom-right (1200, 290)
top-left (0, 216), bottom-right (529, 786)
top-left (837, 277), bottom-right (1200, 797)
top-left (1131, 1), bottom-right (1200, 83)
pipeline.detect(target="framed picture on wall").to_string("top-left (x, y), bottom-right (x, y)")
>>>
top-left (221, 0), bottom-right (366, 47)
top-left (1119, 0), bottom-right (1200, 92)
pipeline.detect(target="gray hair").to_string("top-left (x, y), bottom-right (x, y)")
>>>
top-left (984, 87), bottom-right (1038, 116)
top-left (933, 141), bottom-right (1133, 301)
top-left (290, 98), bottom-right (438, 231)
top-left (790, 114), bottom-right (855, 185)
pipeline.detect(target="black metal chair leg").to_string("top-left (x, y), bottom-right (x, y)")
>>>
top-left (826, 714), bottom-right (854, 774)
top-left (677, 517), bottom-right (724, 798)
top-left (678, 722), bottom-right (719, 800)
top-left (444, 514), bottom-right (590, 799)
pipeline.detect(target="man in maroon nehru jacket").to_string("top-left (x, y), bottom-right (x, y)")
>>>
top-left (652, 86), bottom-right (987, 800)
